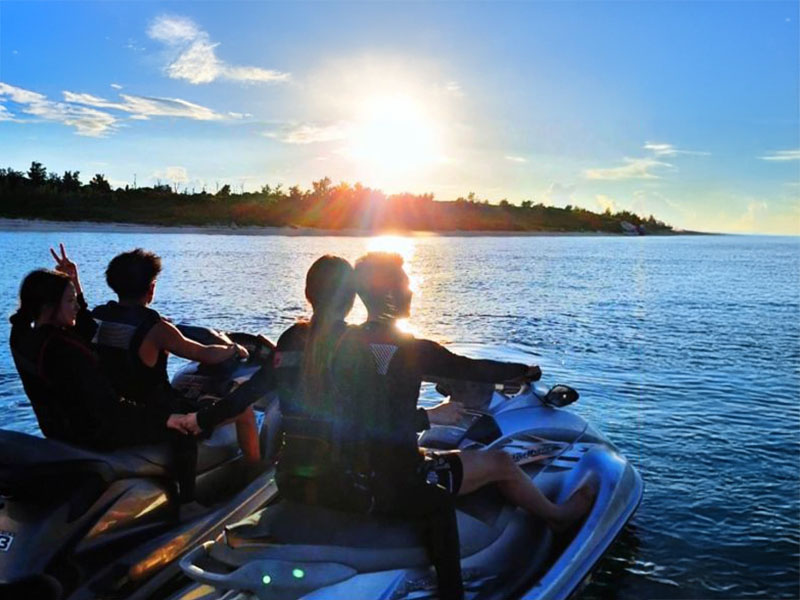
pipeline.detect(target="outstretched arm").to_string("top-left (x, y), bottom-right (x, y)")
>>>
top-left (152, 320), bottom-right (249, 364)
top-left (415, 339), bottom-right (532, 383)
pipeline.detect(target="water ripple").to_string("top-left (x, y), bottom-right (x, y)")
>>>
top-left (0, 233), bottom-right (797, 599)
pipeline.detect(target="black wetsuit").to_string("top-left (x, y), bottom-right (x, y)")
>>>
top-left (9, 296), bottom-right (197, 497)
top-left (333, 320), bottom-right (528, 492)
top-left (331, 320), bottom-right (529, 600)
top-left (274, 321), bottom-right (431, 500)
top-left (91, 301), bottom-right (255, 431)
top-left (273, 320), bottom-right (353, 503)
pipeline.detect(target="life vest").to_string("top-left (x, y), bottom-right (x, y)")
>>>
top-left (274, 324), bottom-right (341, 482)
top-left (90, 302), bottom-right (171, 406)
top-left (9, 324), bottom-right (105, 445)
top-left (332, 323), bottom-right (417, 482)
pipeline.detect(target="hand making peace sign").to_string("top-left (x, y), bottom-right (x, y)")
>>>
top-left (49, 243), bottom-right (83, 296)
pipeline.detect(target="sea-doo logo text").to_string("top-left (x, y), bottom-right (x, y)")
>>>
top-left (0, 532), bottom-right (13, 552)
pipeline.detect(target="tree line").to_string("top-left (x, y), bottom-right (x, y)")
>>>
top-left (0, 161), bottom-right (672, 233)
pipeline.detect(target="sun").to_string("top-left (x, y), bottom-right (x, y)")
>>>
top-left (347, 95), bottom-right (441, 173)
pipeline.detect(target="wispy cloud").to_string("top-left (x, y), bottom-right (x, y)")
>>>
top-left (758, 149), bottom-right (800, 161)
top-left (265, 122), bottom-right (349, 144)
top-left (147, 15), bottom-right (290, 85)
top-left (0, 82), bottom-right (117, 136)
top-left (0, 103), bottom-right (17, 121)
top-left (63, 91), bottom-right (225, 121)
top-left (644, 141), bottom-right (709, 157)
top-left (110, 83), bottom-right (123, 90)
top-left (0, 82), bottom-right (234, 136)
top-left (505, 155), bottom-right (527, 163)
top-left (444, 81), bottom-right (463, 97)
top-left (584, 157), bottom-right (670, 180)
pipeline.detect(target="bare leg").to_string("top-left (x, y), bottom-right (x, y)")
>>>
top-left (233, 407), bottom-right (261, 464)
top-left (457, 450), bottom-right (593, 528)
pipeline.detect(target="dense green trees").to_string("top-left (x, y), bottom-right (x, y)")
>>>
top-left (0, 160), bottom-right (673, 233)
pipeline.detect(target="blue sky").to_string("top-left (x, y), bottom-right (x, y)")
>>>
top-left (0, 1), bottom-right (797, 233)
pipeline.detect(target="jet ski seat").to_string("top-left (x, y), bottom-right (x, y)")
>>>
top-left (0, 430), bottom-right (176, 497)
top-left (0, 428), bottom-right (244, 500)
top-left (216, 487), bottom-right (550, 574)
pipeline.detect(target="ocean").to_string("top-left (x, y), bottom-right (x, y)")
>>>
top-left (1, 230), bottom-right (797, 599)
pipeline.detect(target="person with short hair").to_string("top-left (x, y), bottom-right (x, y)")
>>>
top-left (92, 248), bottom-right (260, 463)
top-left (334, 251), bottom-right (595, 527)
top-left (8, 246), bottom-right (197, 498)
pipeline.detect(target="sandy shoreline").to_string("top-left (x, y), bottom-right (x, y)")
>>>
top-left (0, 217), bottom-right (701, 237)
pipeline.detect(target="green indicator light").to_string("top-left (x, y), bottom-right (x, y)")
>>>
top-left (262, 574), bottom-right (272, 585)
top-left (292, 568), bottom-right (305, 579)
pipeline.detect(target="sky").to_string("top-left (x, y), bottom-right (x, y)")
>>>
top-left (0, 1), bottom-right (797, 234)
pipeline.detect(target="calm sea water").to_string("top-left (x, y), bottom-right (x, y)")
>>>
top-left (0, 231), bottom-right (798, 599)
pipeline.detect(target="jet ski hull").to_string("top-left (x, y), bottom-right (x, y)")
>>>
top-left (173, 385), bottom-right (643, 600)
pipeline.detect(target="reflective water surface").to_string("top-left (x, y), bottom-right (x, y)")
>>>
top-left (0, 231), bottom-right (798, 599)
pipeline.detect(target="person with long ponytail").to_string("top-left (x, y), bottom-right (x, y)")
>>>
top-left (9, 245), bottom-right (198, 499)
top-left (273, 255), bottom-right (357, 503)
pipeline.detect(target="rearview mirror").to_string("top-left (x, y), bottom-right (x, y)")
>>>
top-left (544, 385), bottom-right (579, 407)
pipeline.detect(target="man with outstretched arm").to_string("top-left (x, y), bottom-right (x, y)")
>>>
top-left (331, 252), bottom-right (595, 600)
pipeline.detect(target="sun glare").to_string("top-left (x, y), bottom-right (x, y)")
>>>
top-left (348, 95), bottom-right (441, 173)
top-left (366, 234), bottom-right (416, 262)
top-left (365, 235), bottom-right (422, 336)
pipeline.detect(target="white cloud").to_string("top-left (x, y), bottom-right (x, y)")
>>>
top-left (505, 155), bottom-right (527, 163)
top-left (758, 149), bottom-right (800, 161)
top-left (147, 15), bottom-right (290, 85)
top-left (0, 82), bottom-right (47, 104)
top-left (265, 122), bottom-right (349, 144)
top-left (542, 182), bottom-right (577, 206)
top-left (0, 82), bottom-right (117, 136)
top-left (584, 157), bottom-right (671, 180)
top-left (0, 104), bottom-right (16, 121)
top-left (595, 194), bottom-right (619, 213)
top-left (0, 81), bottom-right (234, 136)
top-left (110, 83), bottom-right (123, 90)
top-left (148, 14), bottom-right (202, 43)
top-left (731, 201), bottom-right (769, 231)
top-left (644, 141), bottom-right (709, 157)
top-left (154, 166), bottom-right (189, 183)
top-left (64, 91), bottom-right (224, 121)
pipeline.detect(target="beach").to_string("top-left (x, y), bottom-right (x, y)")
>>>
top-left (0, 218), bottom-right (701, 237)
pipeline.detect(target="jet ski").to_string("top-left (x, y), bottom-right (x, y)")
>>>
top-left (0, 326), bottom-right (281, 600)
top-left (172, 378), bottom-right (644, 600)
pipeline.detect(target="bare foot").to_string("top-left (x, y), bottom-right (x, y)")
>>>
top-left (548, 482), bottom-right (596, 532)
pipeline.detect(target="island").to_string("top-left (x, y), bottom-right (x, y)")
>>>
top-left (0, 162), bottom-right (676, 235)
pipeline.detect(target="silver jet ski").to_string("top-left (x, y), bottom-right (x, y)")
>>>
top-left (173, 379), bottom-right (643, 600)
top-left (0, 326), bottom-right (281, 600)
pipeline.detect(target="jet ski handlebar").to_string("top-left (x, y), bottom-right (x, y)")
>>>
top-left (176, 324), bottom-right (275, 367)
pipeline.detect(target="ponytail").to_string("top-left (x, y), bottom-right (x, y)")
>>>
top-left (299, 256), bottom-right (356, 410)
top-left (9, 307), bottom-right (34, 329)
